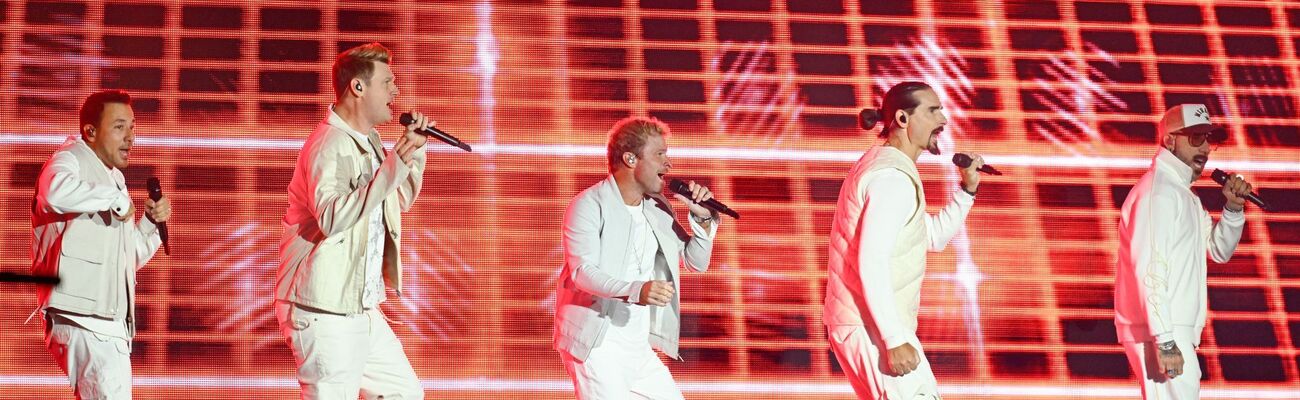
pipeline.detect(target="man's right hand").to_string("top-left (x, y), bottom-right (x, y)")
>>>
top-left (1157, 341), bottom-right (1184, 379)
top-left (886, 343), bottom-right (920, 376)
top-left (637, 280), bottom-right (675, 306)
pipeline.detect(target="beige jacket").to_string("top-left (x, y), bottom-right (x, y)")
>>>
top-left (32, 136), bottom-right (161, 337)
top-left (275, 110), bottom-right (426, 315)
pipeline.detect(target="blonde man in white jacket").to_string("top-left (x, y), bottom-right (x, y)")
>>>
top-left (1115, 104), bottom-right (1254, 399)
top-left (32, 89), bottom-right (171, 399)
top-left (824, 82), bottom-right (984, 399)
top-left (275, 42), bottom-right (432, 400)
top-left (555, 117), bottom-right (720, 399)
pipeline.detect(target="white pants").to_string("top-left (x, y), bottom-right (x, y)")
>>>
top-left (561, 342), bottom-right (683, 400)
top-left (276, 302), bottom-right (423, 400)
top-left (1122, 330), bottom-right (1201, 400)
top-left (828, 325), bottom-right (941, 400)
top-left (45, 319), bottom-right (133, 400)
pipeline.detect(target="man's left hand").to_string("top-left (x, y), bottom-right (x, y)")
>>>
top-left (396, 110), bottom-right (432, 164)
top-left (960, 152), bottom-right (985, 194)
top-left (145, 196), bottom-right (171, 224)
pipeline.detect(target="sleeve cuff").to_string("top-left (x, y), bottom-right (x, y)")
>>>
top-left (1220, 206), bottom-right (1246, 223)
top-left (627, 281), bottom-right (646, 304)
top-left (111, 191), bottom-right (132, 217)
top-left (954, 187), bottom-right (976, 203)
top-left (138, 215), bottom-right (159, 237)
top-left (1154, 331), bottom-right (1174, 344)
top-left (882, 333), bottom-right (907, 349)
top-left (688, 215), bottom-right (718, 239)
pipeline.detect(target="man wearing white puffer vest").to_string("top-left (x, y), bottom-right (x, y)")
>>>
top-left (823, 81), bottom-right (984, 399)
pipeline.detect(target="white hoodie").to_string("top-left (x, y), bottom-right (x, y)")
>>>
top-left (1114, 148), bottom-right (1245, 345)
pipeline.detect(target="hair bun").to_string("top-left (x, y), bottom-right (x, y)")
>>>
top-left (859, 108), bottom-right (881, 130)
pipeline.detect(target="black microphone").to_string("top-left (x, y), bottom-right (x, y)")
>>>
top-left (399, 113), bottom-right (472, 152)
top-left (1212, 169), bottom-right (1269, 211)
top-left (146, 177), bottom-right (170, 255)
top-left (668, 179), bottom-right (740, 219)
top-left (952, 153), bottom-right (1003, 176)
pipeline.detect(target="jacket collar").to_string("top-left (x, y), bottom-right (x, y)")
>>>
top-left (325, 105), bottom-right (382, 157)
top-left (1154, 147), bottom-right (1196, 187)
top-left (66, 136), bottom-right (118, 180)
top-left (598, 175), bottom-right (634, 210)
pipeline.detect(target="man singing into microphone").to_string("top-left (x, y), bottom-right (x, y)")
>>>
top-left (275, 42), bottom-right (432, 399)
top-left (554, 117), bottom-right (720, 399)
top-left (823, 81), bottom-right (984, 399)
top-left (1115, 104), bottom-right (1252, 399)
top-left (32, 89), bottom-right (172, 399)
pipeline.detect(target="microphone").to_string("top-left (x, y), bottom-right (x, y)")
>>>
top-left (668, 179), bottom-right (740, 219)
top-left (952, 153), bottom-right (1003, 176)
top-left (1212, 169), bottom-right (1269, 211)
top-left (399, 113), bottom-right (472, 152)
top-left (146, 177), bottom-right (170, 255)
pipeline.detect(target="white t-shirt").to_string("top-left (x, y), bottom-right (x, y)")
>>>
top-left (349, 130), bottom-right (387, 309)
top-left (604, 201), bottom-right (660, 349)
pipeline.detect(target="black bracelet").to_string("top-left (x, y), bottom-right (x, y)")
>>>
top-left (960, 185), bottom-right (977, 197)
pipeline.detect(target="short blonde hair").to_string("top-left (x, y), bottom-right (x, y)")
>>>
top-left (606, 116), bottom-right (670, 173)
top-left (332, 42), bottom-right (391, 100)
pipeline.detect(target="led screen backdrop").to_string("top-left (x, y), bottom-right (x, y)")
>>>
top-left (1, 1), bottom-right (1299, 399)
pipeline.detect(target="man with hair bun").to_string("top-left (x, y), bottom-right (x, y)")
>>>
top-left (824, 81), bottom-right (985, 399)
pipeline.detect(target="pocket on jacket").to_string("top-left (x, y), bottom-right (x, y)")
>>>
top-left (60, 227), bottom-right (107, 265)
top-left (54, 257), bottom-right (103, 301)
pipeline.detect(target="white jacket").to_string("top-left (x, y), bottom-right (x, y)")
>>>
top-left (553, 176), bottom-right (716, 361)
top-left (1115, 148), bottom-right (1244, 345)
top-left (32, 136), bottom-right (161, 337)
top-left (824, 146), bottom-right (973, 349)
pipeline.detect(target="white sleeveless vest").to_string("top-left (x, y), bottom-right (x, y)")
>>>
top-left (824, 146), bottom-right (927, 334)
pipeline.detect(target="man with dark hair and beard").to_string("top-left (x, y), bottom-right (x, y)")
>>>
top-left (823, 81), bottom-right (984, 399)
top-left (1115, 104), bottom-right (1253, 399)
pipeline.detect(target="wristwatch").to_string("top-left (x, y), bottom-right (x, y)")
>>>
top-left (692, 213), bottom-right (714, 224)
top-left (1157, 341), bottom-right (1176, 351)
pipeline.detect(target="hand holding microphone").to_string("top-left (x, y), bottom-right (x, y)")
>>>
top-left (951, 153), bottom-right (999, 195)
top-left (1212, 169), bottom-right (1268, 211)
top-left (952, 153), bottom-right (1002, 176)
top-left (400, 112), bottom-right (471, 153)
top-left (668, 179), bottom-right (740, 219)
